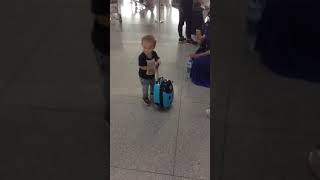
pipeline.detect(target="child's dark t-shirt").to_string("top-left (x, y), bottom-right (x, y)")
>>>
top-left (139, 51), bottom-right (160, 79)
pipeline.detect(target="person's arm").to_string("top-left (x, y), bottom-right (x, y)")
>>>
top-left (191, 50), bottom-right (210, 59)
top-left (154, 52), bottom-right (161, 69)
top-left (155, 59), bottom-right (161, 70)
top-left (198, 50), bottom-right (210, 57)
top-left (139, 54), bottom-right (148, 71)
top-left (196, 34), bottom-right (205, 44)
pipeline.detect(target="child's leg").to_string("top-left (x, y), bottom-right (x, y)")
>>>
top-left (140, 78), bottom-right (149, 99)
top-left (150, 78), bottom-right (155, 98)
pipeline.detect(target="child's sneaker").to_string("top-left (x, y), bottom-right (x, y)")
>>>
top-left (143, 98), bottom-right (151, 105)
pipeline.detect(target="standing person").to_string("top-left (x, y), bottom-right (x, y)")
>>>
top-left (138, 35), bottom-right (161, 105)
top-left (91, 0), bottom-right (108, 121)
top-left (92, 0), bottom-right (107, 100)
top-left (145, 0), bottom-right (156, 11)
top-left (177, 0), bottom-right (195, 43)
top-left (191, 0), bottom-right (205, 44)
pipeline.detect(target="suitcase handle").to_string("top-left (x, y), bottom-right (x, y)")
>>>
top-left (155, 68), bottom-right (174, 84)
top-left (155, 68), bottom-right (160, 81)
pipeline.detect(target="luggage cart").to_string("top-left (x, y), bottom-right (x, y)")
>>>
top-left (110, 0), bottom-right (122, 23)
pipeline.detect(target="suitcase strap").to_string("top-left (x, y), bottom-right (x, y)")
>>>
top-left (155, 69), bottom-right (159, 81)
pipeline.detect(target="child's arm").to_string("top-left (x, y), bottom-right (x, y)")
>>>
top-left (138, 54), bottom-right (147, 70)
top-left (156, 59), bottom-right (161, 69)
top-left (146, 65), bottom-right (156, 74)
top-left (191, 50), bottom-right (210, 59)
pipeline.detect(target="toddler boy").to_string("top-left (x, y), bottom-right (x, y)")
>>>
top-left (138, 35), bottom-right (161, 105)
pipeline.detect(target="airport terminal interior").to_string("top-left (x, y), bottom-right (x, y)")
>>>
top-left (110, 0), bottom-right (210, 179)
top-left (2, 0), bottom-right (320, 179)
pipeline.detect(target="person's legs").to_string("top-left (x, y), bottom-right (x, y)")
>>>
top-left (185, 17), bottom-right (192, 40)
top-left (190, 55), bottom-right (210, 88)
top-left (140, 78), bottom-right (149, 99)
top-left (178, 11), bottom-right (186, 41)
top-left (140, 78), bottom-right (151, 104)
top-left (149, 78), bottom-right (155, 101)
top-left (186, 17), bottom-right (197, 44)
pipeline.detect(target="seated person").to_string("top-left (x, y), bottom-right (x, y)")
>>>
top-left (189, 20), bottom-right (210, 88)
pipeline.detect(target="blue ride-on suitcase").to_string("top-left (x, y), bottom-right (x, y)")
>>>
top-left (153, 76), bottom-right (174, 109)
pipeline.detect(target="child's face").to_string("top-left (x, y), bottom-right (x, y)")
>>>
top-left (142, 41), bottom-right (155, 55)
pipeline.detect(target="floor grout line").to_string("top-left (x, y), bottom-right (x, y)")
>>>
top-left (172, 71), bottom-right (187, 176)
top-left (111, 165), bottom-right (173, 176)
top-left (110, 165), bottom-right (206, 180)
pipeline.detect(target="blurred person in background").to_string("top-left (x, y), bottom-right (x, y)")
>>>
top-left (177, 0), bottom-right (196, 44)
top-left (191, 0), bottom-right (205, 44)
top-left (91, 0), bottom-right (108, 123)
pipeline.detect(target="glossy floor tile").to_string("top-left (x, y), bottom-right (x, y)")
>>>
top-left (110, 96), bottom-right (179, 174)
top-left (174, 100), bottom-right (210, 179)
top-left (111, 167), bottom-right (173, 180)
top-left (111, 167), bottom-right (206, 180)
top-left (110, 1), bottom-right (210, 179)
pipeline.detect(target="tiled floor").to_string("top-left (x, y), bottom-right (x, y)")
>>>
top-left (110, 1), bottom-right (210, 179)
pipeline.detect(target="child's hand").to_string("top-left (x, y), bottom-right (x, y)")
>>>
top-left (146, 66), bottom-right (156, 75)
top-left (149, 69), bottom-right (156, 74)
top-left (155, 60), bottom-right (161, 69)
top-left (190, 53), bottom-right (200, 59)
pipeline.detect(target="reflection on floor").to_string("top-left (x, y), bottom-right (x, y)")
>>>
top-left (110, 1), bottom-right (210, 180)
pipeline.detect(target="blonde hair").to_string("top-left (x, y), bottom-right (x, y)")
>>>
top-left (141, 35), bottom-right (157, 47)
